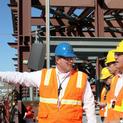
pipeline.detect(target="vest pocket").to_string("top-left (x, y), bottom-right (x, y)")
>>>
top-left (61, 109), bottom-right (82, 120)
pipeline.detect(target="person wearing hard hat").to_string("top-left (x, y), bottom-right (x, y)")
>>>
top-left (105, 49), bottom-right (119, 76)
top-left (104, 40), bottom-right (123, 123)
top-left (0, 42), bottom-right (97, 123)
top-left (99, 67), bottom-right (113, 122)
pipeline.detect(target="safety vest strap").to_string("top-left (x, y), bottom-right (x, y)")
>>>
top-left (39, 97), bottom-right (82, 106)
top-left (76, 71), bottom-right (83, 88)
top-left (44, 69), bottom-right (52, 86)
top-left (107, 103), bottom-right (111, 109)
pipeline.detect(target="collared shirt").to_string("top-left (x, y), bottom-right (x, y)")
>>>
top-left (56, 67), bottom-right (70, 100)
top-left (0, 68), bottom-right (97, 123)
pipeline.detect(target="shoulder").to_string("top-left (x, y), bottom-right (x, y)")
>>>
top-left (78, 70), bottom-right (88, 78)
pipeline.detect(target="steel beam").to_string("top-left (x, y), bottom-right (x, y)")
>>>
top-left (104, 0), bottom-right (123, 9)
top-left (39, 0), bottom-right (94, 7)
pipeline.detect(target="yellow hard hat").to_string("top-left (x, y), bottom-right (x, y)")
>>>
top-left (105, 50), bottom-right (115, 64)
top-left (100, 67), bottom-right (112, 80)
top-left (115, 40), bottom-right (123, 53)
top-left (117, 40), bottom-right (123, 47)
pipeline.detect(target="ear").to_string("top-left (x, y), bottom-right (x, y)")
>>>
top-left (55, 57), bottom-right (60, 64)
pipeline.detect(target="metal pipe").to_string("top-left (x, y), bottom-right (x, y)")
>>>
top-left (29, 87), bottom-right (33, 101)
top-left (46, 0), bottom-right (50, 68)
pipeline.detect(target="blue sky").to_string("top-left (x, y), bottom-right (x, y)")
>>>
top-left (0, 0), bottom-right (16, 71)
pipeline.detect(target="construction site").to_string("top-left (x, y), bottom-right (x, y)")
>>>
top-left (0, 0), bottom-right (123, 122)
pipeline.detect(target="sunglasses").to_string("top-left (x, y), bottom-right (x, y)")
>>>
top-left (58, 56), bottom-right (76, 61)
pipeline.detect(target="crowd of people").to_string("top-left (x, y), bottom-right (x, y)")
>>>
top-left (0, 40), bottom-right (123, 123)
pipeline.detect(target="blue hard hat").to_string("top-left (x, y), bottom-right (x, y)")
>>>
top-left (55, 42), bottom-right (76, 57)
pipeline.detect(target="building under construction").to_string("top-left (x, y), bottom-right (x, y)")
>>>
top-left (0, 0), bottom-right (123, 122)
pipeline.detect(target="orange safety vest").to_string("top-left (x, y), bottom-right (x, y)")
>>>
top-left (38, 68), bottom-right (87, 123)
top-left (99, 87), bottom-right (107, 117)
top-left (106, 75), bottom-right (123, 121)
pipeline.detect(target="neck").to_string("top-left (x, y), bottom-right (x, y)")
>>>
top-left (56, 66), bottom-right (71, 73)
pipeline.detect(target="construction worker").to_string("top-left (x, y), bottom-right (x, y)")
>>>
top-left (100, 48), bottom-right (120, 123)
top-left (0, 42), bottom-right (97, 123)
top-left (104, 40), bottom-right (123, 123)
top-left (105, 49), bottom-right (119, 76)
top-left (99, 67), bottom-right (113, 122)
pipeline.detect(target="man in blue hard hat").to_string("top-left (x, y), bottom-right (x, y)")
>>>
top-left (55, 42), bottom-right (76, 73)
top-left (0, 42), bottom-right (97, 123)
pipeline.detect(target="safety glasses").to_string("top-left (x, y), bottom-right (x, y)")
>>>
top-left (58, 56), bottom-right (76, 61)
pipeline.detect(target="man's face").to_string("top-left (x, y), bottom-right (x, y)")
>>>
top-left (106, 76), bottom-right (112, 85)
top-left (115, 52), bottom-right (123, 72)
top-left (108, 62), bottom-right (118, 75)
top-left (56, 56), bottom-right (75, 73)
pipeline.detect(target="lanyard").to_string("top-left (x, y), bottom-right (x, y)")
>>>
top-left (57, 72), bottom-right (70, 97)
top-left (58, 83), bottom-right (62, 96)
top-left (57, 72), bottom-right (70, 109)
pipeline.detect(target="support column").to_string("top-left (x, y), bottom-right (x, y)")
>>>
top-left (17, 0), bottom-right (31, 122)
top-left (95, 0), bottom-right (104, 37)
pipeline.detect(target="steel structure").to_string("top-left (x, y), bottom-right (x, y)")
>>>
top-left (8, 0), bottom-right (123, 71)
top-left (2, 0), bottom-right (123, 122)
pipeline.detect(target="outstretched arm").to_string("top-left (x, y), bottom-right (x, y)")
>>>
top-left (0, 71), bottom-right (42, 88)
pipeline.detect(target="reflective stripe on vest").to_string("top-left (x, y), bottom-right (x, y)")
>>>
top-left (107, 103), bottom-right (111, 109)
top-left (39, 97), bottom-right (57, 104)
top-left (114, 100), bottom-right (123, 112)
top-left (114, 105), bottom-right (123, 112)
top-left (76, 71), bottom-right (83, 88)
top-left (107, 101), bottom-right (123, 112)
top-left (44, 69), bottom-right (84, 88)
top-left (39, 97), bottom-right (82, 106)
top-left (44, 69), bottom-right (52, 86)
top-left (61, 99), bottom-right (82, 105)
